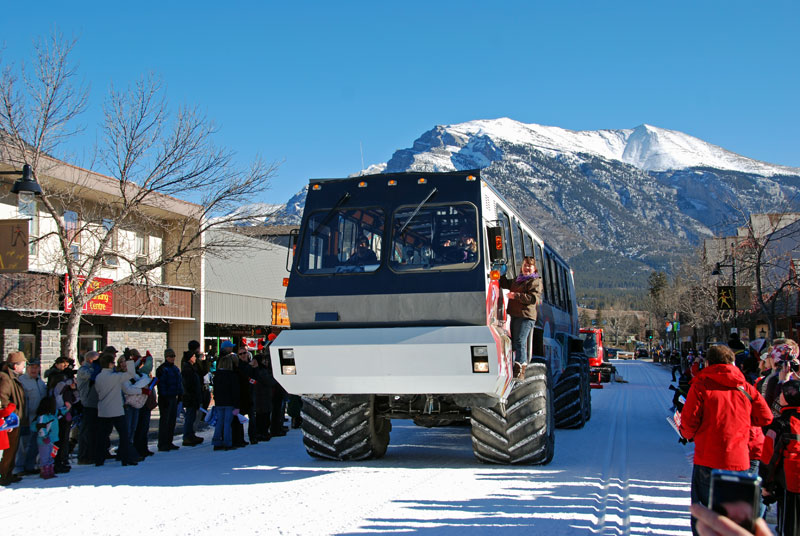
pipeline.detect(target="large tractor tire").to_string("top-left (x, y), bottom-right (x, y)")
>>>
top-left (581, 354), bottom-right (592, 422)
top-left (554, 355), bottom-right (586, 429)
top-left (300, 395), bottom-right (391, 461)
top-left (470, 360), bottom-right (555, 465)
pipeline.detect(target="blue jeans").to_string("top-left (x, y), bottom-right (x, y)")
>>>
top-left (510, 316), bottom-right (535, 364)
top-left (15, 427), bottom-right (38, 472)
top-left (212, 406), bottom-right (234, 447)
top-left (691, 464), bottom-right (713, 536)
top-left (183, 407), bottom-right (197, 440)
top-left (124, 405), bottom-right (139, 448)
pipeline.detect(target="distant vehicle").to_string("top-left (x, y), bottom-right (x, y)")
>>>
top-left (636, 348), bottom-right (649, 359)
top-left (617, 350), bottom-right (635, 360)
top-left (605, 348), bottom-right (619, 359)
top-left (580, 328), bottom-right (615, 383)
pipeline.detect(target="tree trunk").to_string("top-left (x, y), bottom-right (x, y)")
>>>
top-left (63, 306), bottom-right (83, 359)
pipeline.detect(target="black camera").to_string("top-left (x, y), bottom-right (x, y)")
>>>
top-left (709, 470), bottom-right (761, 533)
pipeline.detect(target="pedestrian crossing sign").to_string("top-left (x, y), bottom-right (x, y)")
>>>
top-left (717, 285), bottom-right (735, 310)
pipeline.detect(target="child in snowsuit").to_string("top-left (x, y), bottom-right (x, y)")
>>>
top-left (33, 396), bottom-right (65, 479)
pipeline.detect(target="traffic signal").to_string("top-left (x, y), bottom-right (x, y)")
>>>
top-left (646, 329), bottom-right (653, 340)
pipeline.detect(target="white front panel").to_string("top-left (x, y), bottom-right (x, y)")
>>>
top-left (270, 326), bottom-right (507, 396)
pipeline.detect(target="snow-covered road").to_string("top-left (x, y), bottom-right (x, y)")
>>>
top-left (0, 360), bottom-right (693, 535)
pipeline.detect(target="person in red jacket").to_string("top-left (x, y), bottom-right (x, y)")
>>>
top-left (679, 344), bottom-right (773, 536)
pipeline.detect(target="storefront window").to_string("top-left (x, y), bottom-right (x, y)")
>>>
top-left (18, 323), bottom-right (36, 362)
top-left (77, 324), bottom-right (104, 356)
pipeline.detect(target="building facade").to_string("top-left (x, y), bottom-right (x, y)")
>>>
top-left (0, 157), bottom-right (204, 367)
top-left (203, 228), bottom-right (289, 354)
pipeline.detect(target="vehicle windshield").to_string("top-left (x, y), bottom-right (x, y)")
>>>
top-left (298, 207), bottom-right (384, 275)
top-left (582, 333), bottom-right (597, 354)
top-left (389, 203), bottom-right (479, 272)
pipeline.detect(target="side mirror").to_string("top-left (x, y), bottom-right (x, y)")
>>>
top-left (486, 226), bottom-right (505, 263)
top-left (286, 228), bottom-right (299, 272)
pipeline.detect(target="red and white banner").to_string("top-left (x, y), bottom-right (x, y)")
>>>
top-left (65, 275), bottom-right (114, 315)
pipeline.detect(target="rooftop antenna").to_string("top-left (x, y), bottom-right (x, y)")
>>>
top-left (360, 141), bottom-right (365, 176)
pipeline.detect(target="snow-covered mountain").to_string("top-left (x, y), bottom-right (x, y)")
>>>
top-left (255, 118), bottom-right (800, 304)
top-left (368, 118), bottom-right (800, 177)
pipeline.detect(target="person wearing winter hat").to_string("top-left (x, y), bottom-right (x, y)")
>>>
top-left (680, 344), bottom-right (773, 535)
top-left (15, 361), bottom-right (47, 475)
top-left (0, 351), bottom-right (27, 485)
top-left (180, 350), bottom-right (204, 447)
top-left (155, 348), bottom-right (183, 451)
top-left (764, 339), bottom-right (800, 416)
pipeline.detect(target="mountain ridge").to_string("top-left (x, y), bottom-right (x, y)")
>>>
top-left (258, 119), bottom-right (800, 307)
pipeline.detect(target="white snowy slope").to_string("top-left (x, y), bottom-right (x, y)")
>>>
top-left (394, 117), bottom-right (800, 176)
top-left (209, 202), bottom-right (285, 226)
top-left (0, 360), bottom-right (706, 536)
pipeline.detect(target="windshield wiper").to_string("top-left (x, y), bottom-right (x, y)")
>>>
top-left (312, 192), bottom-right (351, 236)
top-left (397, 187), bottom-right (437, 237)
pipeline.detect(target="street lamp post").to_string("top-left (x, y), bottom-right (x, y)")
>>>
top-left (11, 164), bottom-right (43, 197)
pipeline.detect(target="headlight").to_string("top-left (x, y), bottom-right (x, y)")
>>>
top-left (279, 349), bottom-right (296, 375)
top-left (471, 345), bottom-right (489, 373)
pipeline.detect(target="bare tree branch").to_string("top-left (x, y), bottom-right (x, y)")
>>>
top-left (0, 33), bottom-right (280, 359)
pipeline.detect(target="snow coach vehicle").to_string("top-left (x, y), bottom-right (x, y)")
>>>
top-left (270, 169), bottom-right (590, 464)
top-left (580, 327), bottom-right (615, 383)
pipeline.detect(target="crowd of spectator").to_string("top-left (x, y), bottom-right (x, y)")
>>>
top-left (0, 338), bottom-right (299, 484)
top-left (675, 333), bottom-right (800, 536)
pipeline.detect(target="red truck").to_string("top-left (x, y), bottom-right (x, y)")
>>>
top-left (579, 328), bottom-right (615, 383)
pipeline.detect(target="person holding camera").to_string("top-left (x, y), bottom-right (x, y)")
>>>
top-left (679, 344), bottom-right (773, 536)
top-left (763, 340), bottom-right (800, 417)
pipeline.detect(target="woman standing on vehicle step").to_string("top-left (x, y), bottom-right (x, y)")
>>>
top-left (500, 256), bottom-right (543, 380)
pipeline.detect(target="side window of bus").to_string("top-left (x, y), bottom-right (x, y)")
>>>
top-left (536, 245), bottom-right (549, 304)
top-left (561, 265), bottom-right (572, 312)
top-left (556, 262), bottom-right (566, 310)
top-left (524, 233), bottom-right (534, 258)
top-left (548, 254), bottom-right (560, 310)
top-left (499, 211), bottom-right (515, 278)
top-left (512, 221), bottom-right (525, 271)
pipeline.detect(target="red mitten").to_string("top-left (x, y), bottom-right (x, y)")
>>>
top-left (0, 403), bottom-right (16, 418)
top-left (141, 388), bottom-right (151, 395)
top-left (43, 438), bottom-right (50, 444)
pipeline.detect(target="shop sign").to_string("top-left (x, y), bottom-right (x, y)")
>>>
top-left (65, 275), bottom-right (114, 315)
top-left (272, 301), bottom-right (290, 327)
top-left (0, 219), bottom-right (29, 273)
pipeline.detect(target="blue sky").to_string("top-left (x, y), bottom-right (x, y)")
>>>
top-left (1, 2), bottom-right (798, 203)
